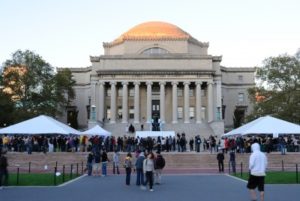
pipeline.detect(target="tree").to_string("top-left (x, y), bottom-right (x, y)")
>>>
top-left (247, 50), bottom-right (300, 124)
top-left (1, 50), bottom-right (76, 122)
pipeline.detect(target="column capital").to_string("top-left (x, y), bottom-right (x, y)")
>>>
top-left (159, 81), bottom-right (166, 86)
top-left (207, 81), bottom-right (214, 85)
top-left (110, 81), bottom-right (116, 86)
top-left (146, 81), bottom-right (153, 86)
top-left (196, 81), bottom-right (203, 86)
top-left (122, 81), bottom-right (128, 85)
top-left (184, 81), bottom-right (190, 86)
top-left (91, 80), bottom-right (97, 85)
top-left (172, 81), bottom-right (178, 86)
top-left (98, 81), bottom-right (105, 85)
top-left (134, 81), bottom-right (140, 85)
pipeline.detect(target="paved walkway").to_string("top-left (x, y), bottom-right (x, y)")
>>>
top-left (1, 174), bottom-right (299, 201)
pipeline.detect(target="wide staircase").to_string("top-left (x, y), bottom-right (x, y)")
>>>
top-left (103, 121), bottom-right (215, 140)
top-left (6, 152), bottom-right (300, 174)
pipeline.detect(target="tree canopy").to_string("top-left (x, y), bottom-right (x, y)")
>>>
top-left (0, 50), bottom-right (76, 125)
top-left (247, 49), bottom-right (300, 124)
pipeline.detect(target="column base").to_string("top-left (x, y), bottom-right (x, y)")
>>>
top-left (121, 120), bottom-right (128, 124)
top-left (88, 121), bottom-right (97, 129)
top-left (196, 120), bottom-right (202, 124)
top-left (110, 120), bottom-right (116, 124)
top-left (133, 120), bottom-right (140, 124)
top-left (172, 121), bottom-right (178, 124)
top-left (184, 121), bottom-right (190, 124)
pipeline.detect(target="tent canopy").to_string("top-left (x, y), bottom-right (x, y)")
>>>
top-left (223, 116), bottom-right (300, 137)
top-left (81, 125), bottom-right (111, 136)
top-left (0, 115), bottom-right (81, 135)
top-left (136, 131), bottom-right (175, 138)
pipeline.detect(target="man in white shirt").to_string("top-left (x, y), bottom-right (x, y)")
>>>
top-left (247, 143), bottom-right (268, 201)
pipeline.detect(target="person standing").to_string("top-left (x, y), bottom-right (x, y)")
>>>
top-left (247, 143), bottom-right (268, 201)
top-left (229, 150), bottom-right (236, 173)
top-left (216, 150), bottom-right (225, 173)
top-left (93, 151), bottom-right (101, 176)
top-left (0, 151), bottom-right (8, 190)
top-left (101, 150), bottom-right (109, 176)
top-left (143, 152), bottom-right (155, 191)
top-left (154, 153), bottom-right (165, 184)
top-left (124, 152), bottom-right (133, 186)
top-left (135, 151), bottom-right (145, 186)
top-left (112, 150), bottom-right (120, 174)
top-left (86, 151), bottom-right (94, 176)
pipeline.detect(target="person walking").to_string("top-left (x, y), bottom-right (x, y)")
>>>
top-left (154, 153), bottom-right (165, 184)
top-left (0, 151), bottom-right (8, 190)
top-left (135, 151), bottom-right (145, 186)
top-left (112, 150), bottom-right (120, 174)
top-left (247, 143), bottom-right (268, 201)
top-left (216, 150), bottom-right (225, 173)
top-left (143, 152), bottom-right (155, 191)
top-left (124, 152), bottom-right (133, 186)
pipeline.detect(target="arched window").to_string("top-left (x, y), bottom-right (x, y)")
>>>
top-left (141, 47), bottom-right (169, 55)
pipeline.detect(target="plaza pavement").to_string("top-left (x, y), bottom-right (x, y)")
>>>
top-left (0, 174), bottom-right (299, 201)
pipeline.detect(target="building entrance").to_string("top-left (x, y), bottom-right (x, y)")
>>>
top-left (152, 100), bottom-right (160, 131)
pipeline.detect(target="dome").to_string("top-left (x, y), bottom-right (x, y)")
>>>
top-left (104, 21), bottom-right (200, 47)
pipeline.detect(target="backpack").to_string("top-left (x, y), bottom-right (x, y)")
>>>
top-left (124, 158), bottom-right (131, 168)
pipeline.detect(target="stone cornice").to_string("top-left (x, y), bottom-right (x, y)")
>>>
top-left (221, 66), bottom-right (255, 72)
top-left (90, 54), bottom-right (216, 62)
top-left (222, 83), bottom-right (255, 87)
top-left (96, 69), bottom-right (215, 76)
top-left (61, 67), bottom-right (92, 73)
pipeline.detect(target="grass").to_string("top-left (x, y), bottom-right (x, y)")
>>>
top-left (232, 171), bottom-right (300, 184)
top-left (7, 173), bottom-right (80, 186)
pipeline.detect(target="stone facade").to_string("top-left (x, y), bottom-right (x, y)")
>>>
top-left (60, 21), bottom-right (255, 138)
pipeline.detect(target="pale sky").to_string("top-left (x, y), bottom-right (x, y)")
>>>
top-left (0, 0), bottom-right (299, 68)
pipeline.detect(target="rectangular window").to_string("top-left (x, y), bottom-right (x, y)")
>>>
top-left (118, 88), bottom-right (123, 97)
top-left (129, 106), bottom-right (134, 119)
top-left (238, 75), bottom-right (243, 81)
top-left (129, 88), bottom-right (134, 97)
top-left (178, 107), bottom-right (183, 119)
top-left (189, 107), bottom-right (195, 119)
top-left (189, 88), bottom-right (194, 97)
top-left (238, 93), bottom-right (244, 102)
top-left (106, 107), bottom-right (111, 120)
top-left (177, 88), bottom-right (183, 97)
top-left (118, 107), bottom-right (122, 119)
top-left (107, 89), bottom-right (111, 97)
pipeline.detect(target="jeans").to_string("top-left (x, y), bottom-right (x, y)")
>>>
top-left (136, 168), bottom-right (144, 185)
top-left (102, 162), bottom-right (107, 176)
top-left (87, 163), bottom-right (93, 176)
top-left (113, 162), bottom-right (120, 174)
top-left (125, 168), bottom-right (131, 185)
top-left (145, 171), bottom-right (153, 190)
top-left (0, 169), bottom-right (8, 187)
top-left (218, 161), bottom-right (224, 172)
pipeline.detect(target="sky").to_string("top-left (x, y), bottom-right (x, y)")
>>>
top-left (0, 0), bottom-right (299, 68)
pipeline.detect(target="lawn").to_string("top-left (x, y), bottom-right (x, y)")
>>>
top-left (232, 172), bottom-right (299, 184)
top-left (7, 173), bottom-right (80, 186)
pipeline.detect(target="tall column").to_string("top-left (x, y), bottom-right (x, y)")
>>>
top-left (184, 81), bottom-right (190, 123)
top-left (146, 81), bottom-right (152, 123)
top-left (207, 81), bottom-right (214, 122)
top-left (172, 81), bottom-right (178, 124)
top-left (122, 81), bottom-right (128, 123)
top-left (110, 81), bottom-right (116, 124)
top-left (98, 81), bottom-right (105, 122)
top-left (159, 81), bottom-right (166, 123)
top-left (89, 81), bottom-right (97, 125)
top-left (196, 81), bottom-right (202, 123)
top-left (216, 80), bottom-right (222, 121)
top-left (134, 81), bottom-right (140, 123)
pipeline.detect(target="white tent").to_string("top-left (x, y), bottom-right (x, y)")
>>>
top-left (223, 116), bottom-right (300, 137)
top-left (0, 115), bottom-right (81, 135)
top-left (136, 131), bottom-right (175, 138)
top-left (81, 125), bottom-right (111, 137)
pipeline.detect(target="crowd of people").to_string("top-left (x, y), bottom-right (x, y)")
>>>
top-left (0, 133), bottom-right (299, 155)
top-left (86, 149), bottom-right (165, 192)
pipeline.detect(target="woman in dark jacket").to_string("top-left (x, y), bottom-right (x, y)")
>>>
top-left (101, 150), bottom-right (109, 176)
